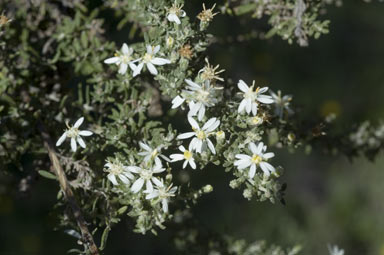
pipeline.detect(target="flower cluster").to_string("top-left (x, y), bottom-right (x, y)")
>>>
top-left (104, 44), bottom-right (171, 77)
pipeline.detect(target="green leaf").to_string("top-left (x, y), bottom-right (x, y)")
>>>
top-left (99, 226), bottom-right (110, 250)
top-left (38, 170), bottom-right (57, 180)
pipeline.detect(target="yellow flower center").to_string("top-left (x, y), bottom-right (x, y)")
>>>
top-left (196, 130), bottom-right (206, 140)
top-left (66, 127), bottom-right (79, 138)
top-left (143, 53), bottom-right (153, 63)
top-left (108, 163), bottom-right (123, 175)
top-left (251, 154), bottom-right (262, 164)
top-left (183, 150), bottom-right (192, 160)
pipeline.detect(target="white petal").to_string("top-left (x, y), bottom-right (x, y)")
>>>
top-left (172, 96), bottom-right (185, 109)
top-left (188, 101), bottom-right (201, 116)
top-left (79, 130), bottom-right (92, 136)
top-left (139, 142), bottom-right (151, 152)
top-left (256, 142), bottom-right (264, 154)
top-left (146, 62), bottom-right (158, 75)
top-left (177, 132), bottom-right (195, 139)
top-left (195, 139), bottom-right (203, 153)
top-left (153, 45), bottom-right (160, 54)
top-left (104, 57), bottom-right (119, 64)
top-left (257, 95), bottom-right (274, 104)
top-left (189, 159), bottom-right (196, 169)
top-left (235, 154), bottom-right (251, 160)
top-left (238, 99), bottom-right (247, 113)
top-left (162, 199), bottom-right (169, 213)
top-left (185, 79), bottom-right (201, 90)
top-left (131, 178), bottom-right (145, 193)
top-left (249, 164), bottom-right (256, 179)
top-left (263, 152), bottom-right (275, 159)
top-left (71, 138), bottom-right (77, 152)
top-left (108, 174), bottom-right (118, 185)
top-left (74, 117), bottom-right (84, 128)
top-left (259, 162), bottom-right (271, 176)
top-left (249, 142), bottom-right (257, 154)
top-left (182, 160), bottom-right (188, 168)
top-left (259, 87), bottom-right (268, 93)
top-left (132, 62), bottom-right (144, 77)
top-left (146, 45), bottom-right (153, 54)
top-left (119, 174), bottom-right (130, 184)
top-left (202, 118), bottom-right (217, 131)
top-left (197, 106), bottom-right (206, 121)
top-left (152, 177), bottom-right (163, 187)
top-left (146, 191), bottom-right (158, 200)
top-left (170, 154), bottom-right (184, 161)
top-left (206, 138), bottom-right (216, 154)
top-left (260, 162), bottom-right (275, 172)
top-left (245, 98), bottom-right (252, 113)
top-left (118, 63), bottom-right (128, 74)
top-left (205, 119), bottom-right (220, 133)
top-left (238, 80), bottom-right (249, 93)
top-left (146, 180), bottom-right (153, 193)
top-left (151, 58), bottom-right (171, 65)
top-left (56, 132), bottom-right (67, 146)
top-left (178, 145), bottom-right (186, 152)
top-left (252, 102), bottom-right (258, 116)
top-left (127, 166), bottom-right (140, 173)
top-left (77, 137), bottom-right (86, 148)
top-left (154, 157), bottom-right (162, 166)
top-left (188, 117), bottom-right (200, 130)
top-left (121, 43), bottom-right (129, 54)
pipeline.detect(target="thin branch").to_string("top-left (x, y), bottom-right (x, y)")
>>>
top-left (38, 122), bottom-right (99, 255)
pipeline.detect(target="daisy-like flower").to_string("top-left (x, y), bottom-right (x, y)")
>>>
top-left (56, 117), bottom-right (93, 152)
top-left (104, 159), bottom-right (134, 186)
top-left (270, 90), bottom-right (294, 119)
top-left (177, 117), bottom-right (220, 154)
top-left (167, 2), bottom-right (186, 25)
top-left (169, 145), bottom-right (196, 169)
top-left (128, 162), bottom-right (165, 193)
top-left (132, 45), bottom-right (171, 77)
top-left (237, 80), bottom-right (274, 116)
top-left (234, 142), bottom-right (275, 178)
top-left (104, 43), bottom-right (138, 75)
top-left (172, 79), bottom-right (221, 121)
top-left (145, 178), bottom-right (177, 213)
top-left (138, 141), bottom-right (170, 166)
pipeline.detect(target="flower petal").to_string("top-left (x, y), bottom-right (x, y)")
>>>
top-left (56, 132), bottom-right (67, 146)
top-left (131, 178), bottom-right (145, 193)
top-left (77, 137), bottom-right (86, 148)
top-left (71, 138), bottom-right (77, 152)
top-left (104, 57), bottom-right (119, 64)
top-left (79, 130), bottom-right (92, 136)
top-left (151, 58), bottom-right (171, 65)
top-left (74, 117), bottom-right (84, 128)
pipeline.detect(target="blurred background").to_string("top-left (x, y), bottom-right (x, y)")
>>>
top-left (1, 1), bottom-right (384, 254)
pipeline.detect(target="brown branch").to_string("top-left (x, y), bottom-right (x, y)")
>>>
top-left (38, 122), bottom-right (99, 255)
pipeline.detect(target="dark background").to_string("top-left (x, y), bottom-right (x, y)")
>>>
top-left (1, 1), bottom-right (384, 254)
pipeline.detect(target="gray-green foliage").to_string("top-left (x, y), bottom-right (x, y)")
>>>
top-left (0, 0), bottom-right (380, 254)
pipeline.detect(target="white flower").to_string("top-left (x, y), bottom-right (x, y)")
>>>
top-left (327, 244), bottom-right (344, 255)
top-left (145, 178), bottom-right (177, 213)
top-left (56, 117), bottom-right (93, 152)
top-left (237, 80), bottom-right (274, 116)
top-left (167, 3), bottom-right (186, 25)
top-left (177, 117), bottom-right (220, 154)
top-left (132, 45), bottom-right (171, 77)
top-left (234, 142), bottom-right (275, 178)
top-left (172, 79), bottom-right (221, 121)
top-left (270, 90), bottom-right (293, 118)
top-left (170, 145), bottom-right (196, 169)
top-left (104, 43), bottom-right (138, 75)
top-left (138, 141), bottom-right (170, 165)
top-left (127, 162), bottom-right (165, 193)
top-left (104, 159), bottom-right (134, 185)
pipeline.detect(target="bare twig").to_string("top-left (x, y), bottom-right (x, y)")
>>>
top-left (38, 122), bottom-right (99, 255)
